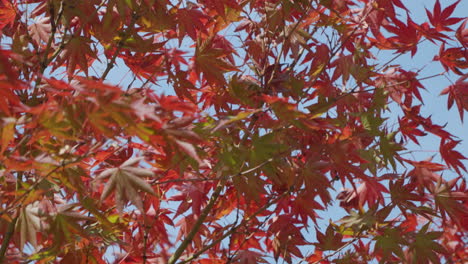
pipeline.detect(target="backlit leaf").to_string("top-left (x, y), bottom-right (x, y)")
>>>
top-left (96, 157), bottom-right (155, 213)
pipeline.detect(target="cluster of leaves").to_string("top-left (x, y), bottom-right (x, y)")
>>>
top-left (0, 0), bottom-right (467, 263)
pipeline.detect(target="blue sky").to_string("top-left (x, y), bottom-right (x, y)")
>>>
top-left (395, 0), bottom-right (467, 170)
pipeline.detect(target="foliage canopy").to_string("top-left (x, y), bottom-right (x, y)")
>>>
top-left (0, 0), bottom-right (467, 263)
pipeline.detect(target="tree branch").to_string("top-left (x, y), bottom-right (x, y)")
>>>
top-left (176, 190), bottom-right (291, 264)
top-left (167, 180), bottom-right (226, 264)
top-left (0, 216), bottom-right (19, 263)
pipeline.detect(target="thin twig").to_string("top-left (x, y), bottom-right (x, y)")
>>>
top-left (100, 10), bottom-right (140, 80)
top-left (32, 0), bottom-right (65, 98)
top-left (312, 238), bottom-right (359, 264)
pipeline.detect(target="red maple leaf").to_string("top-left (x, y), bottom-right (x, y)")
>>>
top-left (425, 0), bottom-right (464, 32)
top-left (440, 74), bottom-right (468, 121)
top-left (54, 36), bottom-right (99, 76)
top-left (456, 19), bottom-right (468, 47)
top-left (376, 17), bottom-right (421, 56)
top-left (337, 177), bottom-right (389, 210)
top-left (401, 214), bottom-right (418, 233)
top-left (176, 7), bottom-right (210, 41)
top-left (434, 44), bottom-right (468, 75)
top-left (193, 37), bottom-right (238, 85)
top-left (123, 52), bottom-right (165, 82)
top-left (404, 157), bottom-right (446, 191)
top-left (231, 250), bottom-right (267, 264)
top-left (439, 139), bottom-right (467, 174)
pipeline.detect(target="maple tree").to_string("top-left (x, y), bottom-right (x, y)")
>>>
top-left (0, 0), bottom-right (467, 263)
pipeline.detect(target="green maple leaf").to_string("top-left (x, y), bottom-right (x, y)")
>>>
top-left (409, 223), bottom-right (447, 264)
top-left (314, 225), bottom-right (346, 251)
top-left (374, 228), bottom-right (406, 261)
top-left (96, 157), bottom-right (155, 213)
top-left (48, 203), bottom-right (95, 246)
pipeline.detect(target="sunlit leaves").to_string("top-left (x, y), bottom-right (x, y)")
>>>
top-left (372, 17), bottom-right (421, 56)
top-left (389, 179), bottom-right (429, 212)
top-left (0, 0), bottom-right (16, 30)
top-left (0, 117), bottom-right (15, 155)
top-left (176, 6), bottom-right (210, 42)
top-left (174, 139), bottom-right (204, 166)
top-left (27, 17), bottom-right (51, 46)
top-left (426, 0), bottom-right (464, 32)
top-left (95, 157), bottom-right (155, 213)
top-left (130, 98), bottom-right (161, 122)
top-left (16, 202), bottom-right (47, 250)
top-left (269, 215), bottom-right (307, 262)
top-left (405, 158), bottom-right (446, 191)
top-left (337, 177), bottom-right (389, 210)
top-left (1, 0), bottom-right (467, 263)
top-left (170, 182), bottom-right (208, 217)
top-left (92, 0), bottom-right (122, 42)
